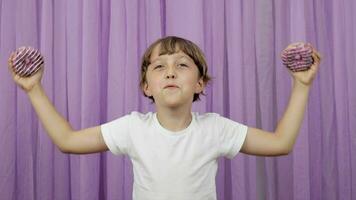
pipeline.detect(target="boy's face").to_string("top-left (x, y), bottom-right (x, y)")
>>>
top-left (143, 44), bottom-right (204, 108)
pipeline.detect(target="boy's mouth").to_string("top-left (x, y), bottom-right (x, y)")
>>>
top-left (164, 84), bottom-right (179, 89)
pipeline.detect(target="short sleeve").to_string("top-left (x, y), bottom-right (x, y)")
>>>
top-left (217, 115), bottom-right (248, 159)
top-left (101, 114), bottom-right (132, 155)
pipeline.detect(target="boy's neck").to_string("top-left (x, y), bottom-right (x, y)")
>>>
top-left (156, 106), bottom-right (193, 132)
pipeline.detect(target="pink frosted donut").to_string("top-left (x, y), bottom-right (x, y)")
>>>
top-left (281, 42), bottom-right (314, 72)
top-left (11, 46), bottom-right (44, 77)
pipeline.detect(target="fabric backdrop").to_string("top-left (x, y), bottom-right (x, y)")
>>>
top-left (0, 0), bottom-right (355, 200)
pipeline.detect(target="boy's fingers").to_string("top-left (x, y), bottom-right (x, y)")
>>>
top-left (8, 65), bottom-right (16, 78)
top-left (7, 56), bottom-right (17, 78)
top-left (288, 41), bottom-right (302, 48)
top-left (8, 52), bottom-right (14, 65)
top-left (316, 52), bottom-right (322, 60)
top-left (8, 61), bottom-right (13, 73)
top-left (312, 53), bottom-right (318, 63)
top-left (311, 47), bottom-right (322, 60)
top-left (312, 53), bottom-right (321, 68)
top-left (315, 52), bottom-right (321, 63)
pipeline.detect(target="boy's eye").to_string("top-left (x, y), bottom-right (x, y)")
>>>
top-left (178, 63), bottom-right (188, 67)
top-left (154, 65), bottom-right (163, 69)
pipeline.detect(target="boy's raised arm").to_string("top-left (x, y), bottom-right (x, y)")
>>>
top-left (8, 53), bottom-right (108, 154)
top-left (241, 49), bottom-right (321, 156)
top-left (27, 84), bottom-right (108, 154)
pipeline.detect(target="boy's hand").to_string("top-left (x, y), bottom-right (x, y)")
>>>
top-left (287, 47), bottom-right (322, 87)
top-left (8, 52), bottom-right (44, 93)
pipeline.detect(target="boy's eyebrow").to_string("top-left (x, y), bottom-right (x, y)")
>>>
top-left (150, 54), bottom-right (192, 64)
top-left (177, 55), bottom-right (192, 61)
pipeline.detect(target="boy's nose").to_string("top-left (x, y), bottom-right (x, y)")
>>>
top-left (166, 74), bottom-right (176, 79)
top-left (165, 66), bottom-right (176, 79)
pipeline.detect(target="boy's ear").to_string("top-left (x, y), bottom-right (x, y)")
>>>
top-left (143, 82), bottom-right (152, 97)
top-left (195, 78), bottom-right (205, 94)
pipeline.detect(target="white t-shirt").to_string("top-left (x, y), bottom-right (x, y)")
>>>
top-left (101, 111), bottom-right (248, 200)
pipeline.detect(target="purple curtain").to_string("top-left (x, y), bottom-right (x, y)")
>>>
top-left (1, 0), bottom-right (355, 199)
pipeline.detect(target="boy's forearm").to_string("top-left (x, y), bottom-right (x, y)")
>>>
top-left (275, 80), bottom-right (311, 152)
top-left (27, 84), bottom-right (73, 151)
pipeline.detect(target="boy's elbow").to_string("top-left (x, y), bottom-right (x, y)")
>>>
top-left (279, 144), bottom-right (293, 156)
top-left (58, 142), bottom-right (71, 154)
top-left (273, 139), bottom-right (293, 156)
top-left (59, 148), bottom-right (69, 154)
top-left (57, 133), bottom-right (72, 154)
top-left (275, 134), bottom-right (294, 156)
top-left (279, 149), bottom-right (292, 156)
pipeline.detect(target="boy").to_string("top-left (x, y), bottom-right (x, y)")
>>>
top-left (8, 36), bottom-right (321, 199)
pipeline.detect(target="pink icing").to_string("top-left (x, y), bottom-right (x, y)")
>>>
top-left (281, 42), bottom-right (314, 72)
top-left (11, 46), bottom-right (44, 77)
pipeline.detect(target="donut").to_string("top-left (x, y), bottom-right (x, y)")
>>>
top-left (11, 46), bottom-right (44, 77)
top-left (281, 42), bottom-right (314, 72)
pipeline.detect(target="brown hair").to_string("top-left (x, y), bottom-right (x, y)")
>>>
top-left (140, 36), bottom-right (211, 102)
